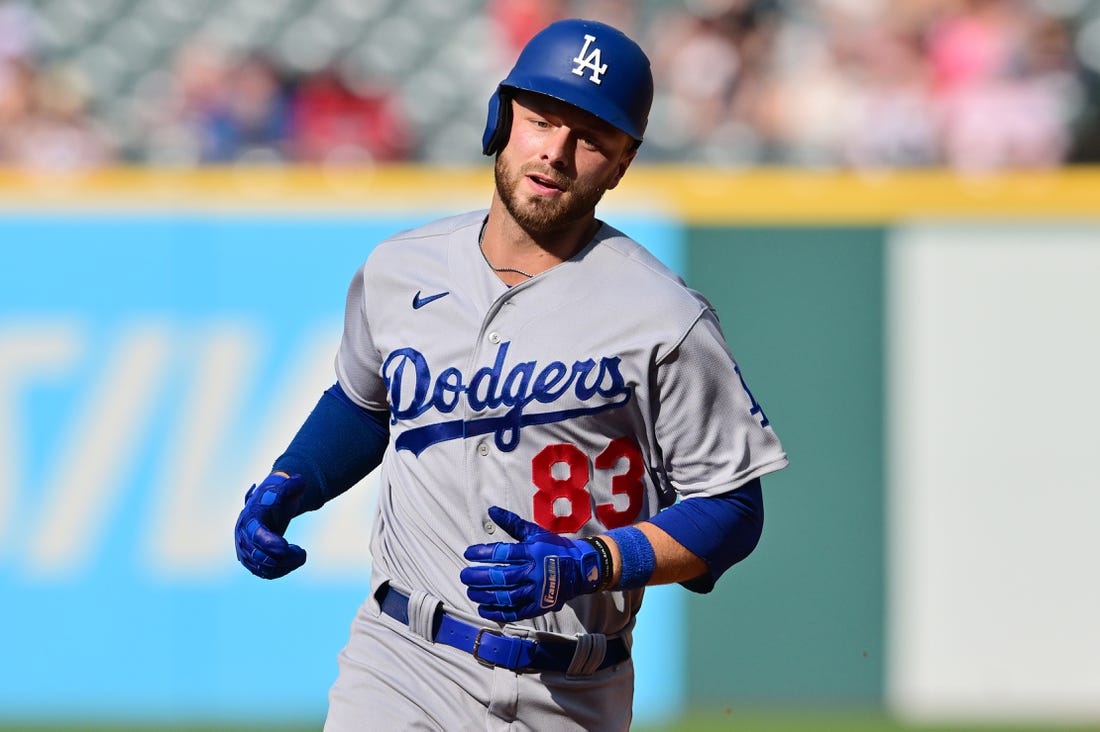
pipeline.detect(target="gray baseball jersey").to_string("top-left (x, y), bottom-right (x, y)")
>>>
top-left (326, 210), bottom-right (788, 729)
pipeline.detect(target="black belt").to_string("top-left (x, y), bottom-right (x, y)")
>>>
top-left (378, 584), bottom-right (629, 674)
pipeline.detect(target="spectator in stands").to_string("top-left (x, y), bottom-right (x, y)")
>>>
top-left (1, 0), bottom-right (106, 169)
top-left (0, 54), bottom-right (32, 162)
top-left (289, 67), bottom-right (413, 165)
top-left (202, 53), bottom-right (294, 164)
top-left (487, 0), bottom-right (567, 56)
top-left (642, 0), bottom-right (786, 163)
top-left (0, 58), bottom-right (112, 171)
top-left (139, 37), bottom-right (233, 165)
top-left (649, 9), bottom-right (743, 153)
top-left (927, 0), bottom-right (1077, 170)
top-left (745, 0), bottom-right (863, 165)
top-left (842, 21), bottom-right (940, 168)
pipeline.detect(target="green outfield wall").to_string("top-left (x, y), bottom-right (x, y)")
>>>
top-left (683, 226), bottom-right (887, 705)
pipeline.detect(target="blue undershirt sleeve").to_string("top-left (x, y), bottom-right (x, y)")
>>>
top-left (647, 477), bottom-right (764, 594)
top-left (271, 382), bottom-right (390, 513)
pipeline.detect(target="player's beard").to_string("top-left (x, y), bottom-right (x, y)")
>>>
top-left (494, 156), bottom-right (608, 238)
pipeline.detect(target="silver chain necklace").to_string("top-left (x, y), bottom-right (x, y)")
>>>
top-left (481, 250), bottom-right (535, 278)
top-left (478, 220), bottom-right (535, 278)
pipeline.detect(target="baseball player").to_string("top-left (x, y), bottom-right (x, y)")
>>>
top-left (235, 18), bottom-right (788, 731)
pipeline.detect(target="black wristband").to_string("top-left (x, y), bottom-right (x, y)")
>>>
top-left (584, 536), bottom-right (614, 592)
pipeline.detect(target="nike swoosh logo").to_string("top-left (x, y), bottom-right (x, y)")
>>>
top-left (413, 290), bottom-right (450, 309)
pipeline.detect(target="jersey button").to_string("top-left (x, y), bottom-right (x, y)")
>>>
top-left (483, 521), bottom-right (496, 534)
top-left (477, 442), bottom-right (490, 456)
top-left (488, 331), bottom-right (502, 344)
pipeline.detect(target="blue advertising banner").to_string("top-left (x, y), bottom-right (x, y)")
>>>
top-left (0, 211), bottom-right (684, 724)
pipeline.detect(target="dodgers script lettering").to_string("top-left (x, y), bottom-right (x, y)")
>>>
top-left (382, 341), bottom-right (633, 455)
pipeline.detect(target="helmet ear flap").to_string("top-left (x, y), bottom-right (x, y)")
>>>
top-left (482, 88), bottom-right (513, 156)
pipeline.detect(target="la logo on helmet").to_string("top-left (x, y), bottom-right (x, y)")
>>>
top-left (571, 34), bottom-right (608, 85)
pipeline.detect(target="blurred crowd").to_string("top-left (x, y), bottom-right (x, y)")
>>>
top-left (640, 0), bottom-right (1100, 169)
top-left (1, 0), bottom-right (1099, 171)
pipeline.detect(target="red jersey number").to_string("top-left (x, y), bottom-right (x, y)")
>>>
top-left (531, 437), bottom-right (645, 533)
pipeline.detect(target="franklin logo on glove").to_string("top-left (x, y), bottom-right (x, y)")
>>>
top-left (541, 556), bottom-right (561, 609)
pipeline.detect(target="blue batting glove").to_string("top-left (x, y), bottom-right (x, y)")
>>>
top-left (234, 473), bottom-right (308, 580)
top-left (460, 506), bottom-right (604, 622)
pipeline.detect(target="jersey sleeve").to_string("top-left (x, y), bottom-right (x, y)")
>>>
top-left (653, 308), bottom-right (788, 498)
top-left (334, 261), bottom-right (389, 412)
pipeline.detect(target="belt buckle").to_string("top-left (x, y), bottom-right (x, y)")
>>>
top-left (472, 627), bottom-right (535, 672)
top-left (472, 627), bottom-right (506, 668)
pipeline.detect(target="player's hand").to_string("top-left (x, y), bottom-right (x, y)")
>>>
top-left (234, 473), bottom-right (308, 580)
top-left (460, 506), bottom-right (604, 622)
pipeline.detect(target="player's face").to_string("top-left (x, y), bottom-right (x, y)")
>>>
top-left (494, 91), bottom-right (636, 236)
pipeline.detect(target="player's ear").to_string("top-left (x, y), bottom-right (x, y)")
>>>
top-left (605, 144), bottom-right (637, 191)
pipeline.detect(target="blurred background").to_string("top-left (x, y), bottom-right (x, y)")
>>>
top-left (2, 0), bottom-right (1100, 170)
top-left (1, 1), bottom-right (1099, 731)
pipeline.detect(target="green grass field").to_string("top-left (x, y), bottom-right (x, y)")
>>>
top-left (5, 710), bottom-right (1100, 732)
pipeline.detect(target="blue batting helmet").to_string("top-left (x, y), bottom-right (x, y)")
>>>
top-left (482, 19), bottom-right (654, 155)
